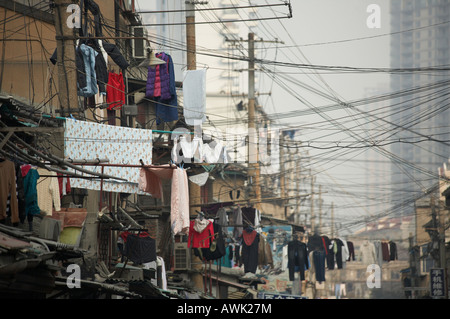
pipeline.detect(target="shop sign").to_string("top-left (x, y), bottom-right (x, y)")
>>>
top-left (430, 268), bottom-right (446, 298)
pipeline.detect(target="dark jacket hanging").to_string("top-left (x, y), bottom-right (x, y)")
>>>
top-left (389, 241), bottom-right (398, 261)
top-left (201, 221), bottom-right (226, 261)
top-left (124, 233), bottom-right (156, 265)
top-left (347, 241), bottom-right (355, 261)
top-left (334, 238), bottom-right (345, 269)
top-left (287, 239), bottom-right (309, 281)
top-left (322, 235), bottom-right (335, 270)
top-left (307, 234), bottom-right (325, 252)
top-left (241, 228), bottom-right (260, 274)
top-left (50, 48), bottom-right (87, 90)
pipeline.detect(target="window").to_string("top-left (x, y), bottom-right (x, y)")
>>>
top-left (420, 245), bottom-right (435, 274)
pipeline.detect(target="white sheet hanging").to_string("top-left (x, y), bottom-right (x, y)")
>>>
top-left (188, 172), bottom-right (209, 186)
top-left (64, 118), bottom-right (153, 194)
top-left (183, 69), bottom-right (207, 126)
top-left (203, 140), bottom-right (224, 163)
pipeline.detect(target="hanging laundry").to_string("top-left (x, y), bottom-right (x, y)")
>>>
top-left (258, 235), bottom-right (274, 269)
top-left (22, 166), bottom-right (40, 218)
top-left (188, 217), bottom-right (214, 248)
top-left (14, 162), bottom-right (26, 224)
top-left (313, 250), bottom-right (326, 282)
top-left (36, 168), bottom-right (61, 216)
top-left (156, 256), bottom-right (168, 290)
top-left (307, 233), bottom-right (326, 252)
top-left (373, 240), bottom-right (383, 266)
top-left (359, 240), bottom-right (377, 265)
top-left (335, 283), bottom-right (347, 299)
top-left (389, 241), bottom-right (398, 261)
top-left (179, 135), bottom-right (203, 161)
top-left (123, 233), bottom-right (157, 265)
top-left (321, 235), bottom-right (335, 270)
top-left (50, 47), bottom-right (87, 93)
top-left (0, 159), bottom-right (19, 224)
top-left (287, 236), bottom-right (309, 281)
top-left (215, 207), bottom-right (228, 233)
top-left (241, 228), bottom-right (260, 274)
top-left (172, 134), bottom-right (229, 164)
top-left (202, 140), bottom-right (228, 163)
top-left (77, 43), bottom-right (99, 97)
top-left (146, 52), bottom-right (178, 124)
top-left (138, 167), bottom-right (166, 199)
top-left (90, 39), bottom-right (108, 95)
top-left (57, 173), bottom-right (71, 198)
top-left (171, 135), bottom-right (197, 163)
top-left (382, 241), bottom-right (390, 262)
top-left (331, 239), bottom-right (344, 269)
top-left (64, 118), bottom-right (153, 194)
top-left (139, 165), bottom-right (190, 236)
top-left (234, 244), bottom-right (242, 267)
top-left (183, 69), bottom-right (206, 126)
top-left (188, 172), bottom-right (209, 186)
top-left (200, 202), bottom-right (234, 217)
top-left (171, 167), bottom-right (190, 235)
top-left (93, 40), bottom-right (109, 114)
top-left (337, 237), bottom-right (350, 268)
top-left (241, 207), bottom-right (261, 229)
top-left (106, 72), bottom-right (125, 110)
top-left (346, 241), bottom-right (355, 261)
top-left (232, 206), bottom-right (243, 240)
top-left (102, 42), bottom-right (130, 70)
top-left (201, 221), bottom-right (226, 261)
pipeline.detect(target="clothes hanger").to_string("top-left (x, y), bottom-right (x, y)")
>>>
top-left (196, 211), bottom-right (205, 220)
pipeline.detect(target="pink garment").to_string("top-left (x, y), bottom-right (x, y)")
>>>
top-left (154, 64), bottom-right (161, 97)
top-left (138, 164), bottom-right (175, 199)
top-left (138, 165), bottom-right (190, 236)
top-left (171, 167), bottom-right (190, 235)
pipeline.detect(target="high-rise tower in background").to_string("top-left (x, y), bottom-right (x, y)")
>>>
top-left (389, 0), bottom-right (450, 216)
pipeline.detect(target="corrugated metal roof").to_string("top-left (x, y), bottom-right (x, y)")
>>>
top-left (0, 232), bottom-right (31, 250)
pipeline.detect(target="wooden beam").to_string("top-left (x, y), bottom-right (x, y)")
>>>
top-left (0, 131), bottom-right (12, 149)
top-left (0, 127), bottom-right (64, 133)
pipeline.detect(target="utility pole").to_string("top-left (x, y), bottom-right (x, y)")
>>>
top-left (226, 34), bottom-right (283, 213)
top-left (318, 185), bottom-right (322, 234)
top-left (279, 132), bottom-right (285, 218)
top-left (54, 0), bottom-right (79, 117)
top-left (295, 150), bottom-right (301, 225)
top-left (185, 0), bottom-right (205, 294)
top-left (310, 169), bottom-right (315, 233)
top-left (331, 202), bottom-right (334, 238)
top-left (247, 32), bottom-right (262, 212)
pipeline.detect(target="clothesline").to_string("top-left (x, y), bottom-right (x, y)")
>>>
top-left (41, 114), bottom-right (194, 135)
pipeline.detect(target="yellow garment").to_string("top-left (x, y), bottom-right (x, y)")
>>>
top-left (59, 227), bottom-right (82, 245)
top-left (36, 168), bottom-right (61, 215)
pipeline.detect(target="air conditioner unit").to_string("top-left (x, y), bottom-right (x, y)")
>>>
top-left (131, 26), bottom-right (148, 59)
top-left (173, 243), bottom-right (191, 270)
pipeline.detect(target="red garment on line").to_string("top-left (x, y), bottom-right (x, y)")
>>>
top-left (106, 72), bottom-right (125, 110)
top-left (242, 229), bottom-right (257, 246)
top-left (120, 231), bottom-right (151, 242)
top-left (188, 219), bottom-right (214, 248)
